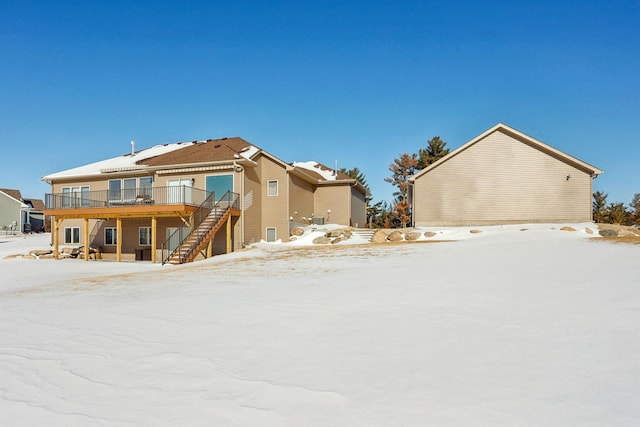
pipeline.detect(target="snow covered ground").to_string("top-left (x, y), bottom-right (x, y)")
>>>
top-left (0, 224), bottom-right (638, 426)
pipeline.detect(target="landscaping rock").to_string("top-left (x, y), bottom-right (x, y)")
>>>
top-left (331, 236), bottom-right (348, 244)
top-left (387, 231), bottom-right (404, 242)
top-left (560, 226), bottom-right (576, 232)
top-left (424, 231), bottom-right (437, 238)
top-left (291, 227), bottom-right (305, 237)
top-left (371, 230), bottom-right (388, 244)
top-left (599, 229), bottom-right (618, 237)
top-left (584, 228), bottom-right (594, 234)
top-left (469, 229), bottom-right (482, 234)
top-left (405, 232), bottom-right (421, 241)
top-left (312, 236), bottom-right (331, 244)
top-left (326, 229), bottom-right (343, 238)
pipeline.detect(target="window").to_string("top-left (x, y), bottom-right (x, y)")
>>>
top-left (108, 180), bottom-right (122, 202)
top-left (123, 178), bottom-right (137, 201)
top-left (64, 227), bottom-right (80, 244)
top-left (267, 180), bottom-right (278, 196)
top-left (266, 227), bottom-right (277, 242)
top-left (139, 227), bottom-right (152, 246)
top-left (105, 227), bottom-right (117, 245)
top-left (139, 177), bottom-right (153, 198)
top-left (62, 186), bottom-right (90, 208)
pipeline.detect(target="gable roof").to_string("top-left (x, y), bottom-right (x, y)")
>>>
top-left (0, 188), bottom-right (29, 208)
top-left (290, 161), bottom-right (370, 196)
top-left (409, 123), bottom-right (603, 182)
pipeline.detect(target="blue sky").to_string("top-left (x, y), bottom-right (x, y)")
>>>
top-left (1, 1), bottom-right (638, 207)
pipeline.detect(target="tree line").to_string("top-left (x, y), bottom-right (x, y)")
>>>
top-left (340, 136), bottom-right (450, 228)
top-left (593, 191), bottom-right (640, 226)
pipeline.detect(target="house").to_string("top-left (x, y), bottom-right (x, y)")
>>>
top-left (409, 123), bottom-right (603, 226)
top-left (42, 138), bottom-right (368, 263)
top-left (0, 188), bottom-right (46, 234)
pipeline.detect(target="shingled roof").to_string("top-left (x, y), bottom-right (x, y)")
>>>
top-left (140, 137), bottom-right (257, 167)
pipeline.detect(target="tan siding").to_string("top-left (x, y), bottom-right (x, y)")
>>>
top-left (243, 164), bottom-right (262, 245)
top-left (315, 186), bottom-right (349, 226)
top-left (289, 175), bottom-right (315, 226)
top-left (413, 130), bottom-right (594, 226)
top-left (259, 156), bottom-right (289, 241)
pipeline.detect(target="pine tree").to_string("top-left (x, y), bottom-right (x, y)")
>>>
top-left (338, 167), bottom-right (371, 199)
top-left (384, 153), bottom-right (418, 227)
top-left (417, 136), bottom-right (450, 170)
top-left (630, 193), bottom-right (640, 224)
top-left (607, 202), bottom-right (629, 225)
top-left (592, 191), bottom-right (608, 223)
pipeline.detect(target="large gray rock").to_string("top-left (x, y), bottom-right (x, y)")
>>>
top-left (599, 229), bottom-right (618, 237)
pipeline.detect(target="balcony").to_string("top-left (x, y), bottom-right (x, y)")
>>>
top-left (44, 186), bottom-right (213, 218)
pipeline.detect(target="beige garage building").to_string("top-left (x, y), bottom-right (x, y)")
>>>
top-left (409, 123), bottom-right (603, 226)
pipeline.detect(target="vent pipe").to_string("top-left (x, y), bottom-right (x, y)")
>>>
top-left (131, 140), bottom-right (135, 155)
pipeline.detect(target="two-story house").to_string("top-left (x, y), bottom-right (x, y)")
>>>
top-left (42, 137), bottom-right (368, 263)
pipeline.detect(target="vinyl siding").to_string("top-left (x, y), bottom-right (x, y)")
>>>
top-left (258, 156), bottom-right (289, 242)
top-left (289, 175), bottom-right (315, 227)
top-left (314, 186), bottom-right (349, 226)
top-left (242, 165), bottom-right (262, 245)
top-left (413, 130), bottom-right (594, 226)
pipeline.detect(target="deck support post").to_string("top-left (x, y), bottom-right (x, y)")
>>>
top-left (83, 218), bottom-right (89, 261)
top-left (151, 216), bottom-right (157, 264)
top-left (116, 217), bottom-right (122, 262)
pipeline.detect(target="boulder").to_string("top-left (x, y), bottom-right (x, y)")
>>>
top-left (31, 249), bottom-right (53, 256)
top-left (387, 231), bottom-right (403, 242)
top-left (371, 230), bottom-right (388, 244)
top-left (560, 226), bottom-right (576, 232)
top-left (312, 236), bottom-right (331, 245)
top-left (291, 227), bottom-right (305, 237)
top-left (424, 231), bottom-right (437, 238)
top-left (404, 232), bottom-right (421, 241)
top-left (331, 236), bottom-right (348, 244)
top-left (584, 228), bottom-right (594, 234)
top-left (469, 229), bottom-right (483, 234)
top-left (326, 229), bottom-right (343, 238)
top-left (599, 229), bottom-right (618, 237)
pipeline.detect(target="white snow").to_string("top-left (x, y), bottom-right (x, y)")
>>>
top-left (41, 142), bottom-right (193, 180)
top-left (292, 161), bottom-right (337, 181)
top-left (1, 225), bottom-right (639, 426)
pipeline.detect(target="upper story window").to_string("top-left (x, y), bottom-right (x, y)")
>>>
top-left (109, 177), bottom-right (153, 202)
top-left (62, 186), bottom-right (89, 208)
top-left (267, 180), bottom-right (278, 196)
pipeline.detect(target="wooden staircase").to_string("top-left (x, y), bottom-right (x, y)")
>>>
top-left (165, 206), bottom-right (231, 265)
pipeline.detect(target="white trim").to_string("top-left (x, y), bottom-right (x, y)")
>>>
top-left (267, 180), bottom-right (279, 196)
top-left (265, 227), bottom-right (277, 242)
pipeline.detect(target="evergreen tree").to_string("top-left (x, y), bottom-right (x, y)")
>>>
top-left (384, 153), bottom-right (418, 227)
top-left (338, 167), bottom-right (371, 199)
top-left (630, 193), bottom-right (640, 223)
top-left (417, 136), bottom-right (450, 170)
top-left (368, 200), bottom-right (393, 228)
top-left (607, 202), bottom-right (627, 225)
top-left (592, 191), bottom-right (608, 223)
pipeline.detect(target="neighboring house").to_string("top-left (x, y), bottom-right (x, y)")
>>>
top-left (42, 138), bottom-right (368, 263)
top-left (409, 123), bottom-right (603, 226)
top-left (0, 188), bottom-right (45, 234)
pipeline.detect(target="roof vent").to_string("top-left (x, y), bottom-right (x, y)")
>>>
top-left (131, 140), bottom-right (135, 155)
